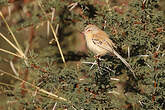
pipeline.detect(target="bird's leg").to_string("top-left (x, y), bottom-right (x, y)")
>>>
top-left (90, 55), bottom-right (104, 70)
top-left (83, 55), bottom-right (104, 71)
top-left (95, 55), bottom-right (100, 67)
top-left (95, 55), bottom-right (102, 74)
top-left (89, 60), bottom-right (97, 70)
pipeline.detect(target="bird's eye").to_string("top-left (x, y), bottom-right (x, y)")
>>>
top-left (86, 29), bottom-right (91, 32)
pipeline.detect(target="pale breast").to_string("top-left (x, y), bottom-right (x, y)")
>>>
top-left (86, 36), bottom-right (108, 56)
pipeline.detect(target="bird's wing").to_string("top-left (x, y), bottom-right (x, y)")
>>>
top-left (92, 33), bottom-right (116, 52)
top-left (92, 33), bottom-right (136, 78)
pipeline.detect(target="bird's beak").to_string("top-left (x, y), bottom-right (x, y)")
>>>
top-left (81, 31), bottom-right (85, 35)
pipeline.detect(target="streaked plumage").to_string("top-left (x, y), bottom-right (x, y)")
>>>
top-left (83, 24), bottom-right (136, 78)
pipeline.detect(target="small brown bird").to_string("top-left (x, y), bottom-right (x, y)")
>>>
top-left (83, 24), bottom-right (136, 78)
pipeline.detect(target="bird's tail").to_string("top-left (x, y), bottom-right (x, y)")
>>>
top-left (113, 50), bottom-right (136, 78)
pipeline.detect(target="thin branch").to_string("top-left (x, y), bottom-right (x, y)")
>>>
top-left (8, 4), bottom-right (12, 17)
top-left (55, 23), bottom-right (59, 34)
top-left (156, 44), bottom-right (160, 52)
top-left (110, 78), bottom-right (120, 81)
top-left (0, 69), bottom-right (70, 103)
top-left (47, 21), bottom-right (50, 37)
top-left (24, 43), bottom-right (30, 56)
top-left (138, 55), bottom-right (149, 57)
top-left (68, 2), bottom-right (78, 11)
top-left (0, 33), bottom-right (23, 58)
top-left (82, 61), bottom-right (97, 64)
top-left (0, 11), bottom-right (24, 56)
top-left (51, 8), bottom-right (55, 23)
top-left (0, 48), bottom-right (22, 58)
top-left (38, 1), bottom-right (66, 66)
top-left (10, 60), bottom-right (19, 76)
top-left (0, 81), bottom-right (64, 103)
top-left (52, 102), bottom-right (57, 110)
top-left (108, 91), bottom-right (120, 95)
top-left (144, 62), bottom-right (152, 68)
top-left (49, 23), bottom-right (66, 66)
top-left (128, 46), bottom-right (130, 58)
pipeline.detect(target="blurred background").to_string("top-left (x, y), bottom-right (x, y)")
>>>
top-left (0, 0), bottom-right (165, 109)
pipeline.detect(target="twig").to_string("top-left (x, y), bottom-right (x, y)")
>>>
top-left (128, 46), bottom-right (130, 59)
top-left (139, 101), bottom-right (143, 107)
top-left (82, 61), bottom-right (97, 70)
top-left (156, 44), bottom-right (160, 52)
top-left (0, 11), bottom-right (24, 58)
top-left (55, 23), bottom-right (59, 34)
top-left (68, 2), bottom-right (78, 11)
top-left (8, 4), bottom-right (12, 17)
top-left (0, 48), bottom-right (22, 58)
top-left (138, 55), bottom-right (149, 57)
top-left (82, 58), bottom-right (106, 71)
top-left (0, 81), bottom-right (69, 106)
top-left (51, 8), bottom-right (55, 23)
top-left (0, 12), bottom-right (28, 66)
top-left (110, 78), bottom-right (120, 81)
top-left (72, 105), bottom-right (77, 110)
top-left (143, 0), bottom-right (147, 4)
top-left (144, 62), bottom-right (152, 68)
top-left (0, 69), bottom-right (70, 103)
top-left (52, 102), bottom-right (57, 110)
top-left (38, 1), bottom-right (66, 66)
top-left (24, 43), bottom-right (30, 56)
top-left (0, 33), bottom-right (24, 58)
top-left (10, 60), bottom-right (19, 76)
top-left (50, 23), bottom-right (66, 66)
top-left (47, 21), bottom-right (50, 37)
top-left (108, 90), bottom-right (120, 95)
top-left (82, 61), bottom-right (97, 64)
top-left (90, 60), bottom-right (97, 70)
top-left (104, 66), bottom-right (115, 73)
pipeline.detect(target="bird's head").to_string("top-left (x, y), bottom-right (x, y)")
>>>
top-left (83, 24), bottom-right (99, 36)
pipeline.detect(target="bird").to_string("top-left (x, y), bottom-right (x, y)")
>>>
top-left (83, 24), bottom-right (136, 78)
